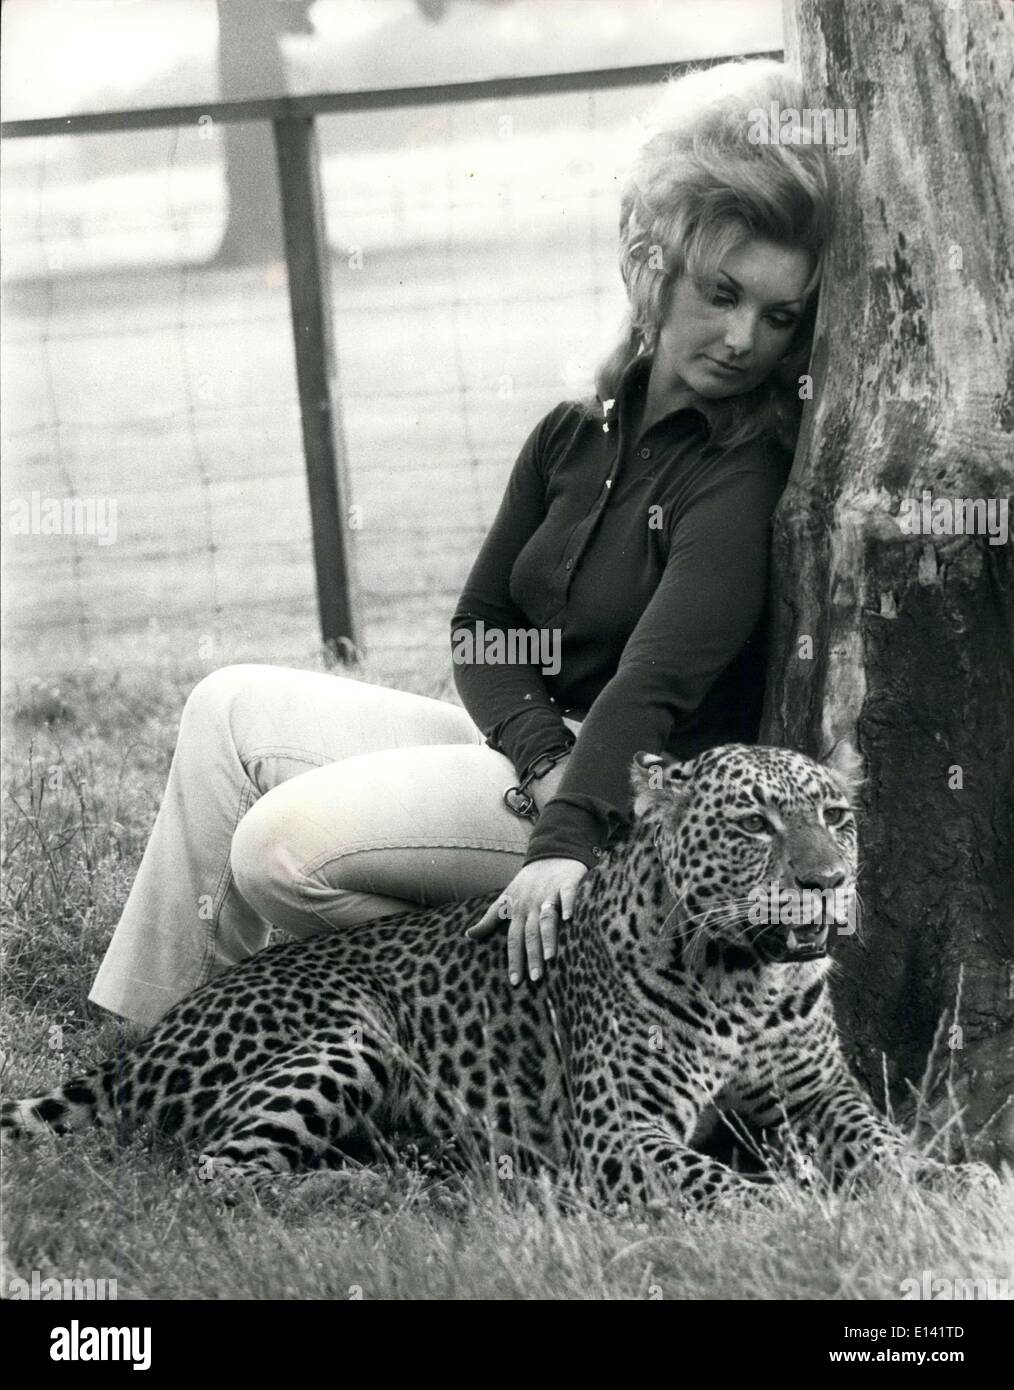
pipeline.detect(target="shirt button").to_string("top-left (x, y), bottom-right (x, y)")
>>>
top-left (565, 558), bottom-right (574, 570)
top-left (639, 446), bottom-right (651, 460)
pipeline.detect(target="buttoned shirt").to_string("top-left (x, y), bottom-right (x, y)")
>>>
top-left (450, 351), bottom-right (792, 869)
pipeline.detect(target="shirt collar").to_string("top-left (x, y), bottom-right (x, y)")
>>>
top-left (598, 351), bottom-right (728, 440)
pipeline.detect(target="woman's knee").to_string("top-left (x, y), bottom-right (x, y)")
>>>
top-left (181, 664), bottom-right (273, 731)
top-left (230, 788), bottom-right (418, 935)
top-left (229, 789), bottom-right (309, 925)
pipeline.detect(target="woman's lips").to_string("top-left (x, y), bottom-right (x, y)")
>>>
top-left (703, 355), bottom-right (746, 374)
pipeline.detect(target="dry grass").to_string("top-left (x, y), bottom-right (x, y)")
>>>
top-left (2, 656), bottom-right (1012, 1301)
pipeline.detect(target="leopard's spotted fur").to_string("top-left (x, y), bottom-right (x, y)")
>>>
top-left (1, 742), bottom-right (994, 1206)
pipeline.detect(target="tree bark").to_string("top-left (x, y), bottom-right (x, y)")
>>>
top-left (767, 0), bottom-right (1014, 1163)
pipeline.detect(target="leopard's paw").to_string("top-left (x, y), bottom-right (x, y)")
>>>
top-left (939, 1160), bottom-right (1000, 1197)
top-left (698, 1175), bottom-right (778, 1217)
top-left (902, 1156), bottom-right (1000, 1196)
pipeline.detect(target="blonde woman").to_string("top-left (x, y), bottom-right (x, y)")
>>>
top-left (90, 59), bottom-right (831, 1028)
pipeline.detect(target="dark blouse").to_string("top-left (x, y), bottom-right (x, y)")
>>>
top-left (450, 351), bottom-right (792, 870)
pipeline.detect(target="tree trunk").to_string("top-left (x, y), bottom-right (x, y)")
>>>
top-left (213, 0), bottom-right (291, 266)
top-left (766, 0), bottom-right (1014, 1164)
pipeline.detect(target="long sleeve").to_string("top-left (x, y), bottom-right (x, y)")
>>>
top-left (522, 449), bottom-right (789, 869)
top-left (450, 404), bottom-right (577, 779)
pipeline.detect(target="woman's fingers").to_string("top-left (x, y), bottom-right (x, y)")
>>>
top-left (559, 880), bottom-right (580, 921)
top-left (539, 899), bottom-right (559, 963)
top-left (507, 913), bottom-right (527, 986)
top-left (465, 892), bottom-right (511, 941)
top-left (524, 909), bottom-right (545, 982)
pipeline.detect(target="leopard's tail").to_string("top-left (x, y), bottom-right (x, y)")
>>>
top-left (1, 1062), bottom-right (118, 1138)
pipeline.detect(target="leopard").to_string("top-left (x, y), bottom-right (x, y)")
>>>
top-left (1, 741), bottom-right (996, 1208)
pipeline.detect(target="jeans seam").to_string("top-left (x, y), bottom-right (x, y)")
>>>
top-left (296, 838), bottom-right (526, 927)
top-left (196, 779), bottom-right (257, 990)
top-left (303, 835), bottom-right (528, 872)
top-left (238, 745), bottom-right (335, 773)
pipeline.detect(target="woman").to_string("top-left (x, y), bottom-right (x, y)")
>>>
top-left (89, 58), bottom-right (830, 1028)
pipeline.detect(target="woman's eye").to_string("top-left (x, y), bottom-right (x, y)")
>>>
top-left (739, 814), bottom-right (769, 834)
top-left (769, 315), bottom-right (796, 329)
top-left (824, 806), bottom-right (849, 826)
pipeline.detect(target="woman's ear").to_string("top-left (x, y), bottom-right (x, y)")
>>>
top-left (630, 750), bottom-right (697, 819)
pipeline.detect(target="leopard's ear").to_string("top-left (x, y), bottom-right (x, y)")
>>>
top-left (822, 736), bottom-right (865, 803)
top-left (630, 750), bottom-right (698, 819)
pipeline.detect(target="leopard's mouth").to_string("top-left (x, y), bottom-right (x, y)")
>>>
top-left (742, 884), bottom-right (855, 963)
top-left (754, 922), bottom-right (830, 964)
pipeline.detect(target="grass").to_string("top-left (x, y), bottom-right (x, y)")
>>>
top-left (2, 653), bottom-right (1012, 1301)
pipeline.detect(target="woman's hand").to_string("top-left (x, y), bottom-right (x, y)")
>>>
top-left (466, 857), bottom-right (588, 985)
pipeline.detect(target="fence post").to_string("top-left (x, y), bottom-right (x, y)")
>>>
top-left (272, 113), bottom-right (361, 662)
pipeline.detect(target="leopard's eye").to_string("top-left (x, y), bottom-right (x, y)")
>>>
top-left (738, 814), bottom-right (770, 834)
top-left (824, 806), bottom-right (851, 827)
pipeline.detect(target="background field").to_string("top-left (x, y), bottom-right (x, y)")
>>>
top-left (5, 0), bottom-right (764, 679)
top-left (1, 108), bottom-right (629, 679)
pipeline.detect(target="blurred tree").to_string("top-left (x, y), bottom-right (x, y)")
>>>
top-left (212, 0), bottom-right (522, 263)
top-left (213, 0), bottom-right (316, 266)
top-left (413, 0), bottom-right (519, 20)
top-left (767, 0), bottom-right (1013, 1163)
top-left (414, 0), bottom-right (452, 18)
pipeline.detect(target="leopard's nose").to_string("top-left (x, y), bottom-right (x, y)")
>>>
top-left (794, 869), bottom-right (846, 891)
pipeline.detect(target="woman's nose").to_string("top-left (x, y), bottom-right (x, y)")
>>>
top-left (723, 308), bottom-right (758, 356)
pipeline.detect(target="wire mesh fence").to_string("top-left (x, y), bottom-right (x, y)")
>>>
top-left (2, 84), bottom-right (677, 677)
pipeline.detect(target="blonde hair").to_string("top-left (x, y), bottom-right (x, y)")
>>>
top-left (596, 58), bottom-right (832, 456)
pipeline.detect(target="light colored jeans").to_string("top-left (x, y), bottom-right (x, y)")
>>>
top-left (88, 663), bottom-right (581, 1027)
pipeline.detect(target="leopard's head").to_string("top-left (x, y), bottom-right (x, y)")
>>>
top-left (629, 741), bottom-right (863, 965)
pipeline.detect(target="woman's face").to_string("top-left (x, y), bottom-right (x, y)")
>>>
top-left (653, 237), bottom-right (815, 399)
